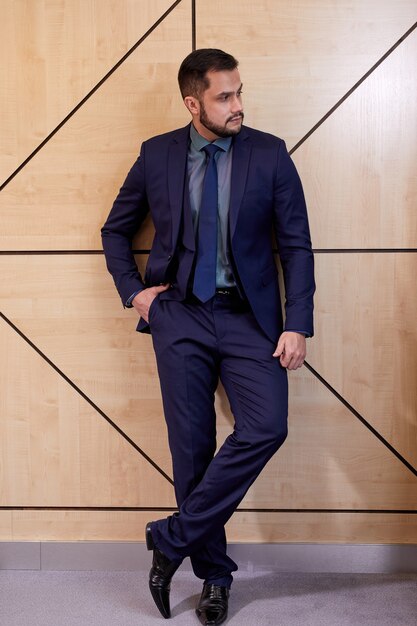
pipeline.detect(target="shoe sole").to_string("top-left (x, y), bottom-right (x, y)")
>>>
top-left (195, 609), bottom-right (228, 626)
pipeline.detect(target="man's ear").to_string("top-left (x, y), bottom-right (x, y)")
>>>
top-left (184, 96), bottom-right (200, 116)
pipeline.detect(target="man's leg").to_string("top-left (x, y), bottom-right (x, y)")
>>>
top-left (150, 294), bottom-right (288, 561)
top-left (150, 297), bottom-right (237, 587)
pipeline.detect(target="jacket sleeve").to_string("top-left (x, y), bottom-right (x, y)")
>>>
top-left (273, 140), bottom-right (315, 337)
top-left (101, 142), bottom-right (150, 306)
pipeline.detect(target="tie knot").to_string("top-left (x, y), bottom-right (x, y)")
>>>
top-left (202, 143), bottom-right (222, 159)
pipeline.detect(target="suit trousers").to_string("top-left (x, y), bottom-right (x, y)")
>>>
top-left (148, 291), bottom-right (288, 588)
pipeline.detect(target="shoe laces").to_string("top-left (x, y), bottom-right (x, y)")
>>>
top-left (206, 584), bottom-right (225, 600)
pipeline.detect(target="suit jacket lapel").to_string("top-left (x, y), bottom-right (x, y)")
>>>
top-left (168, 124), bottom-right (190, 251)
top-left (229, 127), bottom-right (251, 240)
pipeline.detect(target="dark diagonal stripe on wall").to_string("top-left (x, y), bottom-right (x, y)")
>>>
top-left (290, 21), bottom-right (417, 155)
top-left (0, 312), bottom-right (174, 486)
top-left (304, 361), bottom-right (417, 478)
top-left (0, 0), bottom-right (184, 191)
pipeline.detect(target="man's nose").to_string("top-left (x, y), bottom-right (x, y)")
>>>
top-left (230, 95), bottom-right (243, 113)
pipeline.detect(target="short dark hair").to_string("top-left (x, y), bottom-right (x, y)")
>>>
top-left (178, 48), bottom-right (239, 99)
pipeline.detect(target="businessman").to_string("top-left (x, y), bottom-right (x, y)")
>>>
top-left (102, 48), bottom-right (315, 625)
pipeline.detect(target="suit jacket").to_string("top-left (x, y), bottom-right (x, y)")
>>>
top-left (101, 123), bottom-right (315, 343)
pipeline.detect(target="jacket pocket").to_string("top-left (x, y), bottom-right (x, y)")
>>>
top-left (148, 294), bottom-right (160, 323)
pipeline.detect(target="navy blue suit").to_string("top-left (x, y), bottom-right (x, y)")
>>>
top-left (102, 123), bottom-right (315, 587)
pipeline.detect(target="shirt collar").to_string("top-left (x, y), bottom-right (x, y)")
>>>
top-left (190, 123), bottom-right (232, 153)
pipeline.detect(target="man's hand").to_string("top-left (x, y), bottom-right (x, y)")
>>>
top-left (273, 331), bottom-right (306, 370)
top-left (132, 284), bottom-right (170, 322)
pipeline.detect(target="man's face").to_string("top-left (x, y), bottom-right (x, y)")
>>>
top-left (189, 68), bottom-right (244, 141)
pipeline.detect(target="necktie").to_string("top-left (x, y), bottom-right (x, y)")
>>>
top-left (192, 143), bottom-right (223, 302)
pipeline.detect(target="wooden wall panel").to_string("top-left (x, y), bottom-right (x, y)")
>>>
top-left (7, 510), bottom-right (417, 543)
top-left (309, 253), bottom-right (417, 466)
top-left (1, 255), bottom-right (416, 512)
top-left (0, 1), bottom-right (191, 251)
top-left (0, 255), bottom-right (173, 477)
top-left (196, 0), bottom-right (417, 147)
top-left (0, 321), bottom-right (175, 507)
top-left (294, 32), bottom-right (417, 248)
top-left (0, 511), bottom-right (13, 540)
top-left (228, 512), bottom-right (417, 544)
top-left (0, 0), bottom-right (175, 182)
top-left (238, 368), bottom-right (417, 509)
top-left (1, 1), bottom-right (416, 545)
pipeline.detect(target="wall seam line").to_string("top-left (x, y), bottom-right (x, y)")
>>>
top-left (0, 0), bottom-right (184, 191)
top-left (304, 361), bottom-right (417, 478)
top-left (0, 311), bottom-right (175, 487)
top-left (1, 249), bottom-right (417, 256)
top-left (289, 21), bottom-right (417, 155)
top-left (1, 506), bottom-right (416, 514)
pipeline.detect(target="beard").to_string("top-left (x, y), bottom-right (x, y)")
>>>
top-left (199, 102), bottom-right (244, 138)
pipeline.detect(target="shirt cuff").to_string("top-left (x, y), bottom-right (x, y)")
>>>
top-left (125, 289), bottom-right (144, 308)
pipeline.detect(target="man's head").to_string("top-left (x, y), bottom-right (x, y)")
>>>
top-left (178, 48), bottom-right (244, 141)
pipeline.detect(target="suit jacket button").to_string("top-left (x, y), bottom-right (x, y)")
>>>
top-left (168, 255), bottom-right (172, 260)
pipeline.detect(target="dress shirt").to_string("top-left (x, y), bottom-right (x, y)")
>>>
top-left (188, 123), bottom-right (235, 289)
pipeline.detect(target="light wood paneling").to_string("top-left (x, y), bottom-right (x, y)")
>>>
top-left (10, 510), bottom-right (149, 542)
top-left (1, 1), bottom-right (416, 545)
top-left (294, 32), bottom-right (417, 248)
top-left (0, 254), bottom-right (173, 478)
top-left (196, 0), bottom-right (417, 147)
top-left (227, 512), bottom-right (417, 544)
top-left (7, 510), bottom-right (417, 543)
top-left (0, 511), bottom-right (13, 540)
top-left (237, 365), bottom-right (417, 509)
top-left (0, 0), bottom-right (176, 182)
top-left (309, 253), bottom-right (417, 467)
top-left (0, 1), bottom-right (191, 251)
top-left (1, 255), bottom-right (415, 513)
top-left (0, 321), bottom-right (175, 507)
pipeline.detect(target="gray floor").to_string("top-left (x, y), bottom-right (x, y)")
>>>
top-left (1, 570), bottom-right (417, 625)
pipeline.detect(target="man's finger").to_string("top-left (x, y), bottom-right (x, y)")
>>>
top-left (273, 339), bottom-right (284, 357)
top-left (288, 355), bottom-right (305, 370)
top-left (154, 283), bottom-right (170, 293)
top-left (279, 352), bottom-right (291, 367)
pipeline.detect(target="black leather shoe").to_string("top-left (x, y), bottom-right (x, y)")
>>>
top-left (146, 522), bottom-right (180, 619)
top-left (195, 584), bottom-right (230, 626)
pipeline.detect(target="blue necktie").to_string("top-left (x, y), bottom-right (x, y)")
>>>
top-left (193, 144), bottom-right (223, 302)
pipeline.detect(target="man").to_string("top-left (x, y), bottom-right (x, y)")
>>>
top-left (102, 48), bottom-right (315, 625)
